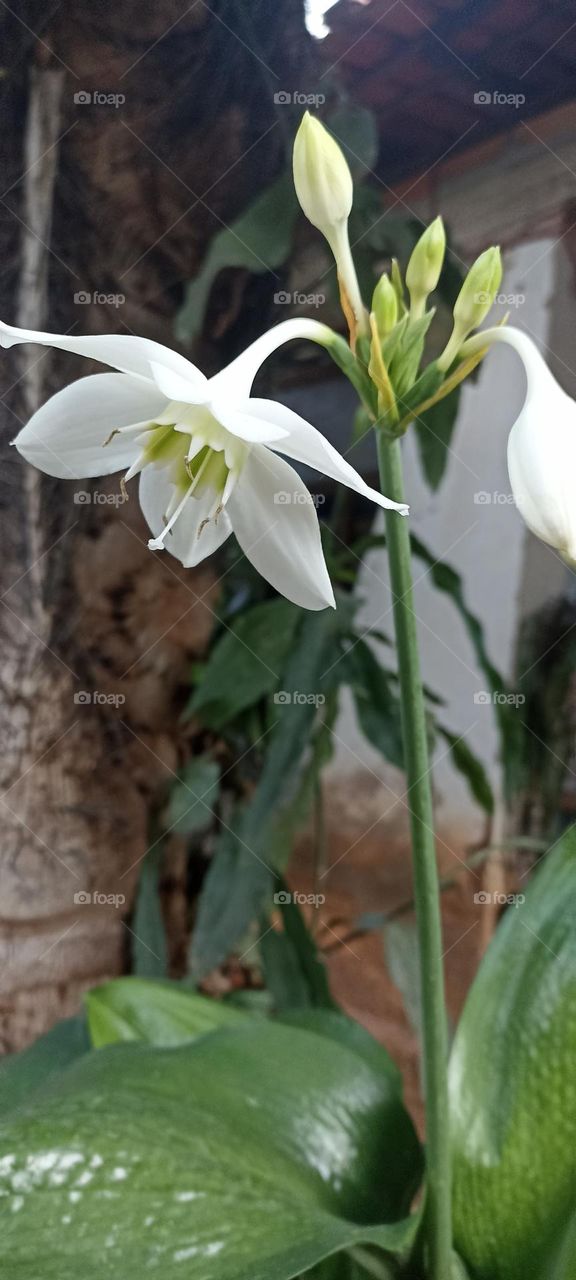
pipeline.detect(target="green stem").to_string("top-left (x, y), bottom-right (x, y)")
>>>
top-left (376, 434), bottom-right (452, 1279)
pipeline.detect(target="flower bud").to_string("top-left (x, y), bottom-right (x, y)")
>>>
top-left (292, 113), bottom-right (368, 345)
top-left (438, 246), bottom-right (502, 370)
top-left (454, 246), bottom-right (502, 334)
top-left (371, 274), bottom-right (398, 337)
top-left (293, 112), bottom-right (353, 240)
top-left (406, 216), bottom-right (446, 319)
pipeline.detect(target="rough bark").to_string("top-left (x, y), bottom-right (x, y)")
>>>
top-left (0, 0), bottom-right (310, 1049)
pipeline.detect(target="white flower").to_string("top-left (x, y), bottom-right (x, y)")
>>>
top-left (2, 317), bottom-right (407, 610)
top-left (464, 325), bottom-right (576, 562)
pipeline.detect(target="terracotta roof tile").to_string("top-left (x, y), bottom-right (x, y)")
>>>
top-left (321, 0), bottom-right (576, 180)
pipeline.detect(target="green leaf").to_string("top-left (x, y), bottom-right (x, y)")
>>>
top-left (323, 331), bottom-right (377, 415)
top-left (342, 639), bottom-right (404, 769)
top-left (414, 388), bottom-right (460, 490)
top-left (0, 1022), bottom-right (421, 1279)
top-left (278, 1008), bottom-right (401, 1091)
top-left (383, 921), bottom-right (422, 1046)
top-left (450, 826), bottom-right (576, 1280)
top-left (260, 878), bottom-right (335, 1012)
top-left (410, 533), bottom-right (523, 799)
top-left (176, 171), bottom-right (298, 341)
top-left (437, 726), bottom-right (494, 815)
top-left (85, 977), bottom-right (246, 1048)
top-left (131, 844), bottom-right (168, 977)
top-left (191, 608), bottom-right (346, 978)
top-left (383, 312), bottom-right (433, 401)
top-left (0, 1016), bottom-right (90, 1121)
top-left (168, 755), bottom-right (220, 835)
top-left (187, 598), bottom-right (301, 730)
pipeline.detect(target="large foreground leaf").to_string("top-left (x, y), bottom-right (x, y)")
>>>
top-left (450, 826), bottom-right (576, 1280)
top-left (0, 1022), bottom-right (421, 1279)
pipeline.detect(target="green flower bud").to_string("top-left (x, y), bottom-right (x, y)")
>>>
top-left (406, 216), bottom-right (446, 318)
top-left (454, 246), bottom-right (502, 333)
top-left (371, 274), bottom-right (398, 337)
top-left (293, 112), bottom-right (353, 240)
top-left (438, 246), bottom-right (502, 370)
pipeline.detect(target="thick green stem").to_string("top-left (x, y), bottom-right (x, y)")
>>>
top-left (376, 434), bottom-right (452, 1279)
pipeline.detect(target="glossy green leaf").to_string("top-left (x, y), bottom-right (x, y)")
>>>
top-left (186, 598), bottom-right (300, 730)
top-left (450, 826), bottom-right (576, 1280)
top-left (278, 1009), bottom-right (401, 1091)
top-left (176, 171), bottom-right (298, 341)
top-left (86, 977), bottom-right (246, 1048)
top-left (0, 1022), bottom-right (421, 1279)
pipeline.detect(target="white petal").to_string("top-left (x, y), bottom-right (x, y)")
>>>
top-left (0, 319), bottom-right (206, 388)
top-left (481, 326), bottom-right (576, 560)
top-left (13, 373), bottom-right (167, 479)
top-left (139, 468), bottom-right (232, 568)
top-left (227, 446), bottom-right (335, 610)
top-left (507, 390), bottom-right (576, 560)
top-left (208, 318), bottom-right (333, 401)
top-left (149, 361), bottom-right (209, 405)
top-left (210, 400), bottom-right (289, 444)
top-left (138, 464), bottom-right (173, 539)
top-left (247, 398), bottom-right (408, 514)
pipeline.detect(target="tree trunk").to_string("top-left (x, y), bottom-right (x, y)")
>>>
top-left (0, 0), bottom-right (310, 1049)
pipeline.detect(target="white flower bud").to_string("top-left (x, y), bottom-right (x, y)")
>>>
top-left (293, 112), bottom-right (353, 238)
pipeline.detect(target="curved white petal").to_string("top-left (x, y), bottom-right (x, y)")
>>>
top-left (227, 446), bottom-right (335, 610)
top-left (139, 467), bottom-right (232, 568)
top-left (0, 319), bottom-right (206, 388)
top-left (149, 361), bottom-right (209, 405)
top-left (138, 464), bottom-right (174, 539)
top-left (507, 389), bottom-right (576, 561)
top-left (210, 400), bottom-right (289, 444)
top-left (247, 398), bottom-right (408, 514)
top-left (13, 373), bottom-right (167, 479)
top-left (208, 319), bottom-right (333, 401)
top-left (476, 326), bottom-right (576, 561)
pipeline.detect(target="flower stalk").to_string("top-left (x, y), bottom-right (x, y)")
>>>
top-left (376, 433), bottom-right (452, 1280)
